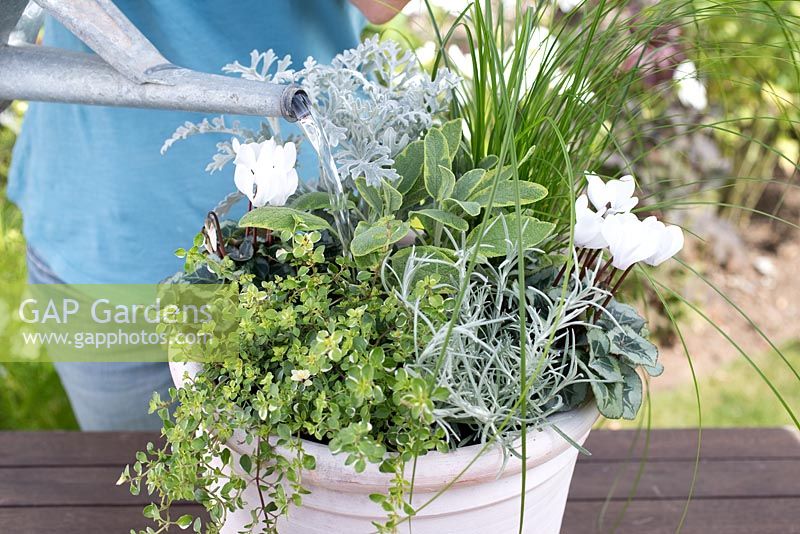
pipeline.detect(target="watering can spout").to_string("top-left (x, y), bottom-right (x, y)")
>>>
top-left (0, 0), bottom-right (308, 121)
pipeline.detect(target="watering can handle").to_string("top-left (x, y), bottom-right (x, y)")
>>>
top-left (0, 0), bottom-right (309, 120)
top-left (34, 0), bottom-right (174, 85)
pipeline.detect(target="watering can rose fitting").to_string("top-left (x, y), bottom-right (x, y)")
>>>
top-left (0, 0), bottom-right (309, 122)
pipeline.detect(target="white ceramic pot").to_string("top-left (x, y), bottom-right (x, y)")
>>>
top-left (170, 361), bottom-right (598, 534)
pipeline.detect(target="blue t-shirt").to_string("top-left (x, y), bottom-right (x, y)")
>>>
top-left (9, 1), bottom-right (362, 283)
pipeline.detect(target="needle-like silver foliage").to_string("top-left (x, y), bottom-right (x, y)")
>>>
top-left (386, 247), bottom-right (612, 452)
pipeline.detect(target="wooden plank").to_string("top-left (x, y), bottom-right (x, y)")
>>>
top-left (0, 458), bottom-right (798, 506)
top-left (562, 497), bottom-right (800, 534)
top-left (0, 467), bottom-right (150, 507)
top-left (581, 427), bottom-right (800, 461)
top-left (0, 428), bottom-right (797, 467)
top-left (0, 428), bottom-right (797, 534)
top-left (570, 458), bottom-right (800, 501)
top-left (0, 499), bottom-right (798, 534)
top-left (0, 432), bottom-right (161, 467)
top-left (0, 505), bottom-right (204, 534)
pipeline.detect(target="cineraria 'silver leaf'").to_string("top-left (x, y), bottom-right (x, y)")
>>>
top-left (297, 36), bottom-right (459, 187)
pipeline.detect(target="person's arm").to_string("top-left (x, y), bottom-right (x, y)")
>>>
top-left (350, 0), bottom-right (410, 25)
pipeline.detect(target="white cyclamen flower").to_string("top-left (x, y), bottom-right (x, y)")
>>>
top-left (232, 138), bottom-right (299, 207)
top-left (415, 41), bottom-right (437, 65)
top-left (448, 44), bottom-right (473, 80)
top-left (641, 216), bottom-right (685, 266)
top-left (601, 213), bottom-right (659, 270)
top-left (574, 195), bottom-right (607, 249)
top-left (586, 174), bottom-right (638, 215)
top-left (557, 0), bottom-right (582, 13)
top-left (674, 60), bottom-right (707, 111)
top-left (430, 0), bottom-right (468, 14)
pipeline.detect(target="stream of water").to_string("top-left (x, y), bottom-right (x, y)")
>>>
top-left (294, 93), bottom-right (353, 257)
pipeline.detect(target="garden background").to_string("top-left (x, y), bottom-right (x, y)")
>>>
top-left (1, 1), bottom-right (798, 430)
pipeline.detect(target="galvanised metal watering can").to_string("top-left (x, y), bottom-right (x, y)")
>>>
top-left (0, 0), bottom-right (309, 120)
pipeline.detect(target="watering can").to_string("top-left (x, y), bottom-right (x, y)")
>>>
top-left (0, 0), bottom-right (309, 120)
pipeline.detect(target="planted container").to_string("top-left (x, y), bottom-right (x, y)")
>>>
top-left (170, 361), bottom-right (597, 534)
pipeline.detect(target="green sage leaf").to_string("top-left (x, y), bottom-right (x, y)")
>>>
top-left (451, 168), bottom-right (487, 201)
top-left (351, 219), bottom-right (410, 257)
top-left (443, 198), bottom-right (482, 217)
top-left (423, 129), bottom-right (453, 200)
top-left (411, 208), bottom-right (469, 232)
top-left (441, 119), bottom-right (463, 162)
top-left (289, 191), bottom-right (333, 212)
top-left (355, 177), bottom-right (384, 214)
top-left (469, 181), bottom-right (548, 208)
top-left (394, 140), bottom-right (424, 194)
top-left (240, 207), bottom-right (330, 233)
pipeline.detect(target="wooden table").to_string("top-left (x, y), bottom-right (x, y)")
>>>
top-left (1, 428), bottom-right (798, 533)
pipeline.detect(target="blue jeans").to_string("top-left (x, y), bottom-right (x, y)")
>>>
top-left (27, 247), bottom-right (173, 430)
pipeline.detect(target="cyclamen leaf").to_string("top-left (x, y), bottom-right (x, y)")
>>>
top-left (608, 325), bottom-right (659, 367)
top-left (590, 354), bottom-right (623, 382)
top-left (411, 209), bottom-right (468, 232)
top-left (588, 329), bottom-right (621, 382)
top-left (643, 361), bottom-right (665, 377)
top-left (620, 364), bottom-right (643, 420)
top-left (467, 213), bottom-right (554, 258)
top-left (587, 328), bottom-right (611, 358)
top-left (598, 300), bottom-right (647, 333)
top-left (590, 379), bottom-right (624, 419)
top-left (239, 207), bottom-right (331, 232)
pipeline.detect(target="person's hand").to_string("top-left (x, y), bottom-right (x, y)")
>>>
top-left (350, 0), bottom-right (410, 24)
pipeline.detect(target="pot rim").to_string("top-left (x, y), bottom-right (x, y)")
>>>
top-left (169, 361), bottom-right (599, 493)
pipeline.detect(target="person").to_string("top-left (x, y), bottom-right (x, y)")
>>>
top-left (9, 0), bottom-right (410, 431)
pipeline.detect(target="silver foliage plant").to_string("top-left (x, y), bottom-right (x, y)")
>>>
top-left (161, 37), bottom-right (459, 191)
top-left (300, 36), bottom-right (459, 186)
top-left (386, 248), bottom-right (612, 452)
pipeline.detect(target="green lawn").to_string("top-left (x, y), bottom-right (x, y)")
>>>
top-left (614, 341), bottom-right (800, 429)
top-left (0, 190), bottom-right (78, 430)
top-left (0, 115), bottom-right (77, 430)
